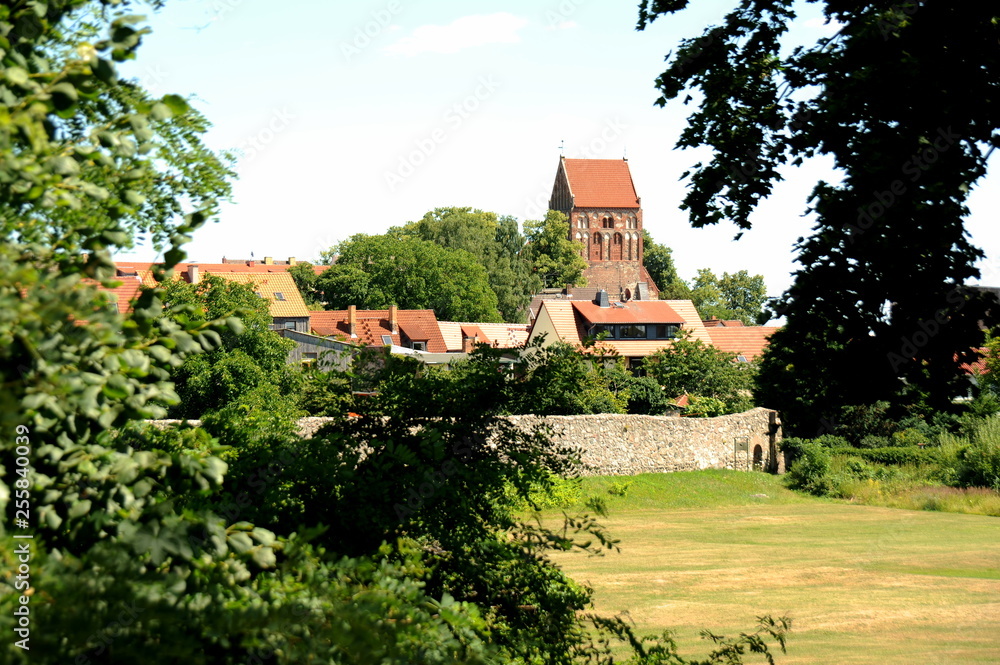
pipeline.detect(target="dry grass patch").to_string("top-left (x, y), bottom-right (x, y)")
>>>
top-left (544, 473), bottom-right (1000, 664)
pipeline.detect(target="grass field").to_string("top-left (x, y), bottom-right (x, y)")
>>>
top-left (542, 471), bottom-right (1000, 664)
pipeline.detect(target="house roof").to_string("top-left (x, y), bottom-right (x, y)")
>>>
top-left (86, 277), bottom-right (144, 315)
top-left (311, 309), bottom-right (448, 353)
top-left (706, 326), bottom-right (781, 360)
top-left (529, 298), bottom-right (713, 357)
top-left (960, 348), bottom-right (990, 375)
top-left (201, 271), bottom-right (311, 318)
top-left (703, 318), bottom-right (745, 328)
top-left (562, 158), bottom-right (640, 208)
top-left (438, 321), bottom-right (531, 351)
top-left (571, 300), bottom-right (684, 325)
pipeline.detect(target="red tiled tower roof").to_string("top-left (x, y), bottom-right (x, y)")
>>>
top-left (562, 158), bottom-right (640, 208)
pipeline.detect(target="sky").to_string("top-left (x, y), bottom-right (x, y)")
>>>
top-left (115, 0), bottom-right (1000, 301)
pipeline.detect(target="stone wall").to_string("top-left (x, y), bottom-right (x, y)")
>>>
top-left (147, 408), bottom-right (782, 477)
top-left (505, 407), bottom-right (782, 476)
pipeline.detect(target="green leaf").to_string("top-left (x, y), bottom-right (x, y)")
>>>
top-left (162, 94), bottom-right (190, 116)
top-left (251, 546), bottom-right (276, 569)
top-left (50, 82), bottom-right (78, 111)
top-left (6, 66), bottom-right (29, 86)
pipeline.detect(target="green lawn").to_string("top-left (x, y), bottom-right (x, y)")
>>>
top-left (543, 471), bottom-right (1000, 664)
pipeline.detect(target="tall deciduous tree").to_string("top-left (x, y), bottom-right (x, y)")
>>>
top-left (402, 207), bottom-right (541, 323)
top-left (638, 0), bottom-right (999, 433)
top-left (320, 233), bottom-right (502, 322)
top-left (642, 229), bottom-right (690, 299)
top-left (689, 269), bottom-right (768, 325)
top-left (523, 210), bottom-right (588, 289)
top-left (157, 274), bottom-right (301, 418)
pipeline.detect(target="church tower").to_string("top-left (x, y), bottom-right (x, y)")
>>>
top-left (548, 156), bottom-right (659, 300)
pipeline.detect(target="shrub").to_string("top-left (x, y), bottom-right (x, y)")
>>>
top-left (813, 434), bottom-right (851, 448)
top-left (960, 416), bottom-right (1000, 489)
top-left (607, 479), bottom-right (633, 497)
top-left (892, 427), bottom-right (932, 447)
top-left (859, 434), bottom-right (892, 449)
top-left (786, 443), bottom-right (833, 495)
top-left (831, 446), bottom-right (937, 466)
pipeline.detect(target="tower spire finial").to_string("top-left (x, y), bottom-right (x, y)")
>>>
top-left (559, 139), bottom-right (565, 156)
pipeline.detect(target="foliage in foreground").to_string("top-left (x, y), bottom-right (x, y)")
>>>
top-left (639, 0), bottom-right (999, 435)
top-left (1, 2), bottom-right (789, 663)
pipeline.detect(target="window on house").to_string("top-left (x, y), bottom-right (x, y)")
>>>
top-left (602, 216), bottom-right (613, 228)
top-left (737, 355), bottom-right (749, 363)
top-left (654, 324), bottom-right (680, 339)
top-left (411, 341), bottom-right (426, 351)
top-left (381, 335), bottom-right (393, 345)
top-left (590, 324), bottom-right (615, 339)
top-left (274, 292), bottom-right (286, 301)
top-left (619, 324), bottom-right (647, 339)
top-left (283, 321), bottom-right (296, 329)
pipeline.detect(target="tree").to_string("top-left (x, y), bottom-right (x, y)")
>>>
top-left (157, 274), bottom-right (301, 418)
top-left (642, 331), bottom-right (756, 414)
top-left (523, 210), bottom-right (588, 288)
top-left (638, 0), bottom-right (998, 434)
top-left (642, 229), bottom-right (691, 299)
top-left (287, 261), bottom-right (323, 308)
top-left (1, 4), bottom-right (493, 663)
top-left (402, 207), bottom-right (542, 323)
top-left (689, 269), bottom-right (768, 325)
top-left (319, 233), bottom-right (502, 322)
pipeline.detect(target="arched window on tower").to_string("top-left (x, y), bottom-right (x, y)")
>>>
top-left (591, 233), bottom-right (603, 261)
top-left (602, 215), bottom-right (614, 229)
top-left (577, 213), bottom-right (588, 228)
top-left (625, 213), bottom-right (637, 229)
top-left (612, 233), bottom-right (623, 261)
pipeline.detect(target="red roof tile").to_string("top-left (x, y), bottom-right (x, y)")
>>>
top-left (706, 326), bottom-right (780, 360)
top-left (563, 159), bottom-right (640, 208)
top-left (571, 300), bottom-right (683, 324)
top-left (311, 309), bottom-right (448, 353)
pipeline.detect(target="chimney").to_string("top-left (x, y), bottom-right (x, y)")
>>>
top-left (389, 304), bottom-right (398, 333)
top-left (248, 259), bottom-right (255, 267)
top-left (347, 305), bottom-right (357, 337)
top-left (594, 290), bottom-right (610, 308)
top-left (188, 264), bottom-right (200, 284)
top-left (463, 334), bottom-right (477, 353)
top-left (288, 257), bottom-right (297, 266)
top-left (264, 256), bottom-right (273, 265)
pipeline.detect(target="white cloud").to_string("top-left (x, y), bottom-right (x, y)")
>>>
top-left (384, 13), bottom-right (529, 56)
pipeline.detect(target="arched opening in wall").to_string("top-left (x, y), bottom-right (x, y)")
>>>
top-left (624, 288), bottom-right (632, 301)
top-left (591, 233), bottom-right (603, 261)
top-left (578, 213), bottom-right (588, 228)
top-left (625, 213), bottom-right (637, 229)
top-left (625, 232), bottom-right (634, 260)
top-left (602, 215), bottom-right (614, 229)
top-left (612, 233), bottom-right (623, 260)
top-left (752, 444), bottom-right (763, 471)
